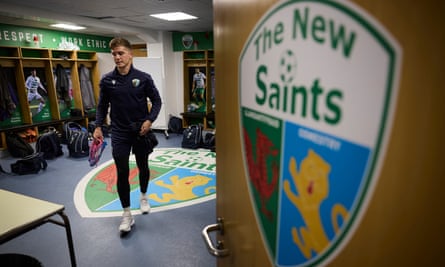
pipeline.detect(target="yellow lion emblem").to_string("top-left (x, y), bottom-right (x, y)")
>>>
top-left (284, 149), bottom-right (349, 259)
top-left (149, 174), bottom-right (215, 203)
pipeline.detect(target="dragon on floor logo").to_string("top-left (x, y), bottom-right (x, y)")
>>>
top-left (74, 148), bottom-right (216, 218)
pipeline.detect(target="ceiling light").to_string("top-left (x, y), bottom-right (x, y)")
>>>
top-left (50, 23), bottom-right (86, 30)
top-left (150, 12), bottom-right (197, 21)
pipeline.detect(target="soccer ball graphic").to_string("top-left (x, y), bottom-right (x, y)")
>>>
top-left (279, 49), bottom-right (297, 84)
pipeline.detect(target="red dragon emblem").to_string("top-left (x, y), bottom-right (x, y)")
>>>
top-left (90, 164), bottom-right (158, 193)
top-left (244, 127), bottom-right (279, 220)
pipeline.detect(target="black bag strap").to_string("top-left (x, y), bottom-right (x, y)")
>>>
top-left (35, 152), bottom-right (48, 170)
top-left (0, 164), bottom-right (8, 174)
top-left (0, 163), bottom-right (15, 176)
top-left (22, 152), bottom-right (48, 170)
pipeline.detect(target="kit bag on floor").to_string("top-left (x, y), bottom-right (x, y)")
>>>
top-left (68, 130), bottom-right (90, 158)
top-left (168, 115), bottom-right (183, 134)
top-left (0, 163), bottom-right (9, 175)
top-left (201, 131), bottom-right (216, 151)
top-left (36, 131), bottom-right (64, 159)
top-left (11, 152), bottom-right (47, 175)
top-left (181, 124), bottom-right (203, 149)
top-left (5, 132), bottom-right (34, 158)
top-left (62, 121), bottom-right (84, 144)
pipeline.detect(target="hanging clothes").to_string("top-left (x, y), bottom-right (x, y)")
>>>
top-left (55, 64), bottom-right (71, 108)
top-left (79, 64), bottom-right (96, 110)
top-left (0, 65), bottom-right (17, 121)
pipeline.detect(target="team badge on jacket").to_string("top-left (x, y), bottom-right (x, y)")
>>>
top-left (132, 79), bottom-right (140, 87)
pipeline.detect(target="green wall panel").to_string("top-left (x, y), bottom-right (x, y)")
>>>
top-left (0, 23), bottom-right (112, 52)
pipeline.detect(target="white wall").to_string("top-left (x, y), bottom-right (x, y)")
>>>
top-left (156, 32), bottom-right (184, 118)
top-left (97, 52), bottom-right (114, 75)
top-left (96, 32), bottom-right (185, 125)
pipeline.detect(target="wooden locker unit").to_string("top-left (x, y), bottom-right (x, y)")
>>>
top-left (20, 47), bottom-right (58, 122)
top-left (0, 46), bottom-right (26, 149)
top-left (0, 47), bottom-right (29, 123)
top-left (50, 49), bottom-right (77, 120)
top-left (76, 51), bottom-right (100, 119)
top-left (182, 49), bottom-right (215, 129)
top-left (0, 46), bottom-right (100, 151)
top-left (206, 50), bottom-right (215, 129)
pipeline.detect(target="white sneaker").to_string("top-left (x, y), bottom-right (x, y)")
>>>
top-left (119, 212), bottom-right (134, 232)
top-left (140, 197), bottom-right (151, 214)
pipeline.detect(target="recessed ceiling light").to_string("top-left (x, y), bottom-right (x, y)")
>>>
top-left (50, 23), bottom-right (86, 30)
top-left (150, 12), bottom-right (197, 21)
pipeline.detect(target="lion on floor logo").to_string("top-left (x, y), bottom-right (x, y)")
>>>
top-left (74, 148), bottom-right (216, 218)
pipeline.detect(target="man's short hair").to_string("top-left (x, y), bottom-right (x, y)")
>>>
top-left (109, 37), bottom-right (132, 50)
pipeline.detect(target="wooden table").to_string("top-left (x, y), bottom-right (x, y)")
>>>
top-left (0, 189), bottom-right (76, 266)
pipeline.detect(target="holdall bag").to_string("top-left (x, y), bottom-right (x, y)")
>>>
top-left (201, 131), bottom-right (216, 151)
top-left (145, 130), bottom-right (158, 154)
top-left (168, 115), bottom-right (184, 134)
top-left (0, 163), bottom-right (10, 175)
top-left (62, 121), bottom-right (84, 144)
top-left (181, 124), bottom-right (203, 149)
top-left (5, 132), bottom-right (34, 158)
top-left (134, 129), bottom-right (159, 155)
top-left (11, 152), bottom-right (48, 175)
top-left (68, 130), bottom-right (90, 158)
top-left (36, 131), bottom-right (64, 159)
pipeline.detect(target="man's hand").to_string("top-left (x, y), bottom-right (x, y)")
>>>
top-left (93, 127), bottom-right (104, 141)
top-left (139, 120), bottom-right (152, 136)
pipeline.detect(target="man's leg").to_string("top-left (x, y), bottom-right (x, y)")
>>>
top-left (112, 135), bottom-right (134, 233)
top-left (134, 139), bottom-right (151, 214)
top-left (114, 155), bottom-right (131, 208)
top-left (36, 94), bottom-right (45, 113)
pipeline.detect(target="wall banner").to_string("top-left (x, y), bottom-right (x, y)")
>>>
top-left (172, 31), bottom-right (214, 51)
top-left (0, 23), bottom-right (112, 52)
top-left (239, 0), bottom-right (402, 266)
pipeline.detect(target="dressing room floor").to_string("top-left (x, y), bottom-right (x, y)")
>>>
top-left (0, 131), bottom-right (216, 267)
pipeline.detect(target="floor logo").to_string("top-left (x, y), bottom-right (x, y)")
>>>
top-left (239, 0), bottom-right (402, 266)
top-left (74, 148), bottom-right (216, 218)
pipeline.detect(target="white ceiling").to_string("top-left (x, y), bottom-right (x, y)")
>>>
top-left (0, 0), bottom-right (213, 43)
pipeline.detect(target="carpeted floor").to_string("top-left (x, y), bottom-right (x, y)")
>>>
top-left (0, 131), bottom-right (217, 267)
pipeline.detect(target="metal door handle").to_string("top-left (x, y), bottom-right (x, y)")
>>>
top-left (202, 217), bottom-right (229, 257)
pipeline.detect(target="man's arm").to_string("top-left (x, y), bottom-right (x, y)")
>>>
top-left (38, 80), bottom-right (47, 93)
top-left (145, 76), bottom-right (162, 124)
top-left (25, 77), bottom-right (32, 89)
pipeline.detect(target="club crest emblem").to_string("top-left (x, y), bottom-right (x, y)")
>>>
top-left (239, 0), bottom-right (402, 266)
top-left (132, 79), bottom-right (140, 87)
top-left (182, 34), bottom-right (193, 49)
